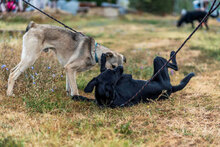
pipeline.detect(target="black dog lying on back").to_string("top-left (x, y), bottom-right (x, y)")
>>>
top-left (83, 51), bottom-right (195, 108)
top-left (177, 10), bottom-right (219, 30)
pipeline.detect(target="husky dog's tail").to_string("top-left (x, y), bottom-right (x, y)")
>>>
top-left (25, 21), bottom-right (36, 33)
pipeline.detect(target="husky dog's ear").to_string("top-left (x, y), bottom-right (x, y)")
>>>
top-left (106, 52), bottom-right (114, 58)
top-left (123, 55), bottom-right (127, 63)
top-left (84, 78), bottom-right (97, 93)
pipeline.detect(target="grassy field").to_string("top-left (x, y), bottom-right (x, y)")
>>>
top-left (0, 12), bottom-right (220, 146)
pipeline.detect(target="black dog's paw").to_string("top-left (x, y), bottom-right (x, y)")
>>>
top-left (101, 53), bottom-right (107, 62)
top-left (101, 53), bottom-right (107, 59)
top-left (189, 72), bottom-right (195, 77)
top-left (170, 51), bottom-right (176, 57)
top-left (72, 95), bottom-right (95, 102)
top-left (72, 95), bottom-right (81, 101)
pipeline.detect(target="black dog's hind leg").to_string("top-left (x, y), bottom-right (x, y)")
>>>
top-left (100, 54), bottom-right (107, 73)
top-left (167, 51), bottom-right (178, 71)
top-left (152, 56), bottom-right (168, 82)
top-left (198, 19), bottom-right (209, 30)
top-left (153, 51), bottom-right (178, 75)
top-left (172, 73), bottom-right (195, 93)
top-left (204, 22), bottom-right (209, 30)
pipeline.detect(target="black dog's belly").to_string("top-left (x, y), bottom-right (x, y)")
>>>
top-left (140, 82), bottom-right (172, 101)
top-left (112, 78), bottom-right (172, 106)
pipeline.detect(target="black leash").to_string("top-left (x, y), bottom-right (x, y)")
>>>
top-left (120, 0), bottom-right (220, 107)
top-left (22, 0), bottom-right (84, 35)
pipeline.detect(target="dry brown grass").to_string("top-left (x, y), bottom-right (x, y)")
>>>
top-left (0, 14), bottom-right (220, 147)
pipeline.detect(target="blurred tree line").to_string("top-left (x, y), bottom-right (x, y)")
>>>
top-left (174, 0), bottom-right (193, 13)
top-left (76, 0), bottom-right (175, 14)
top-left (68, 0), bottom-right (194, 14)
top-left (129, 0), bottom-right (175, 14)
top-left (77, 0), bottom-right (117, 6)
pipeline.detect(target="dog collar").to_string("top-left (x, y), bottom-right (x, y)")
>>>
top-left (95, 42), bottom-right (99, 63)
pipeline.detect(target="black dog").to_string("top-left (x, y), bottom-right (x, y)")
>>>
top-left (177, 10), bottom-right (210, 30)
top-left (83, 52), bottom-right (195, 108)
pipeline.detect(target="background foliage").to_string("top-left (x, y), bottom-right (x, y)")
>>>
top-left (130, 0), bottom-right (175, 14)
top-left (77, 0), bottom-right (117, 6)
top-left (72, 0), bottom-right (176, 14)
top-left (173, 0), bottom-right (193, 13)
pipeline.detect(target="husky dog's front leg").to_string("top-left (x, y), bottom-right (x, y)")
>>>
top-left (65, 66), bottom-right (79, 96)
top-left (65, 58), bottom-right (87, 96)
top-left (66, 73), bottom-right (71, 96)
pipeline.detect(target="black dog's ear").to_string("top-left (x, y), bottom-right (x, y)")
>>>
top-left (84, 78), bottom-right (97, 93)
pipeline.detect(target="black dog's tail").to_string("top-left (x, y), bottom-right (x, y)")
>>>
top-left (72, 95), bottom-right (95, 102)
top-left (210, 10), bottom-right (219, 18)
top-left (172, 72), bottom-right (195, 93)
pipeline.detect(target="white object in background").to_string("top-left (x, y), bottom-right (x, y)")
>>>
top-left (32, 0), bottom-right (39, 8)
top-left (18, 0), bottom-right (24, 11)
top-left (57, 0), bottom-right (79, 15)
top-left (117, 0), bottom-right (129, 14)
top-left (32, 0), bottom-right (48, 9)
top-left (26, 0), bottom-right (48, 11)
top-left (193, 0), bottom-right (201, 9)
top-left (0, 3), bottom-right (6, 12)
top-left (181, 9), bottom-right (187, 15)
top-left (117, 0), bottom-right (129, 9)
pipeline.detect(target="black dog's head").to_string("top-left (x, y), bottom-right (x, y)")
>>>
top-left (84, 66), bottom-right (124, 105)
top-left (177, 17), bottom-right (184, 27)
top-left (177, 13), bottom-right (186, 27)
top-left (177, 20), bottom-right (182, 27)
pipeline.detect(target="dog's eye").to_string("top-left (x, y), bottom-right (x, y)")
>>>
top-left (112, 65), bottom-right (116, 68)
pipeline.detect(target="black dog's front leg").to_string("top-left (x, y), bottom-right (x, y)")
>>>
top-left (204, 22), bottom-right (209, 30)
top-left (191, 22), bottom-right (195, 28)
top-left (100, 54), bottom-right (107, 73)
top-left (72, 95), bottom-right (96, 102)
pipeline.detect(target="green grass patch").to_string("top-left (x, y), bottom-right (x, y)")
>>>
top-left (22, 89), bottom-right (71, 113)
top-left (1, 16), bottom-right (30, 23)
top-left (190, 34), bottom-right (220, 61)
top-left (0, 136), bottom-right (24, 147)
